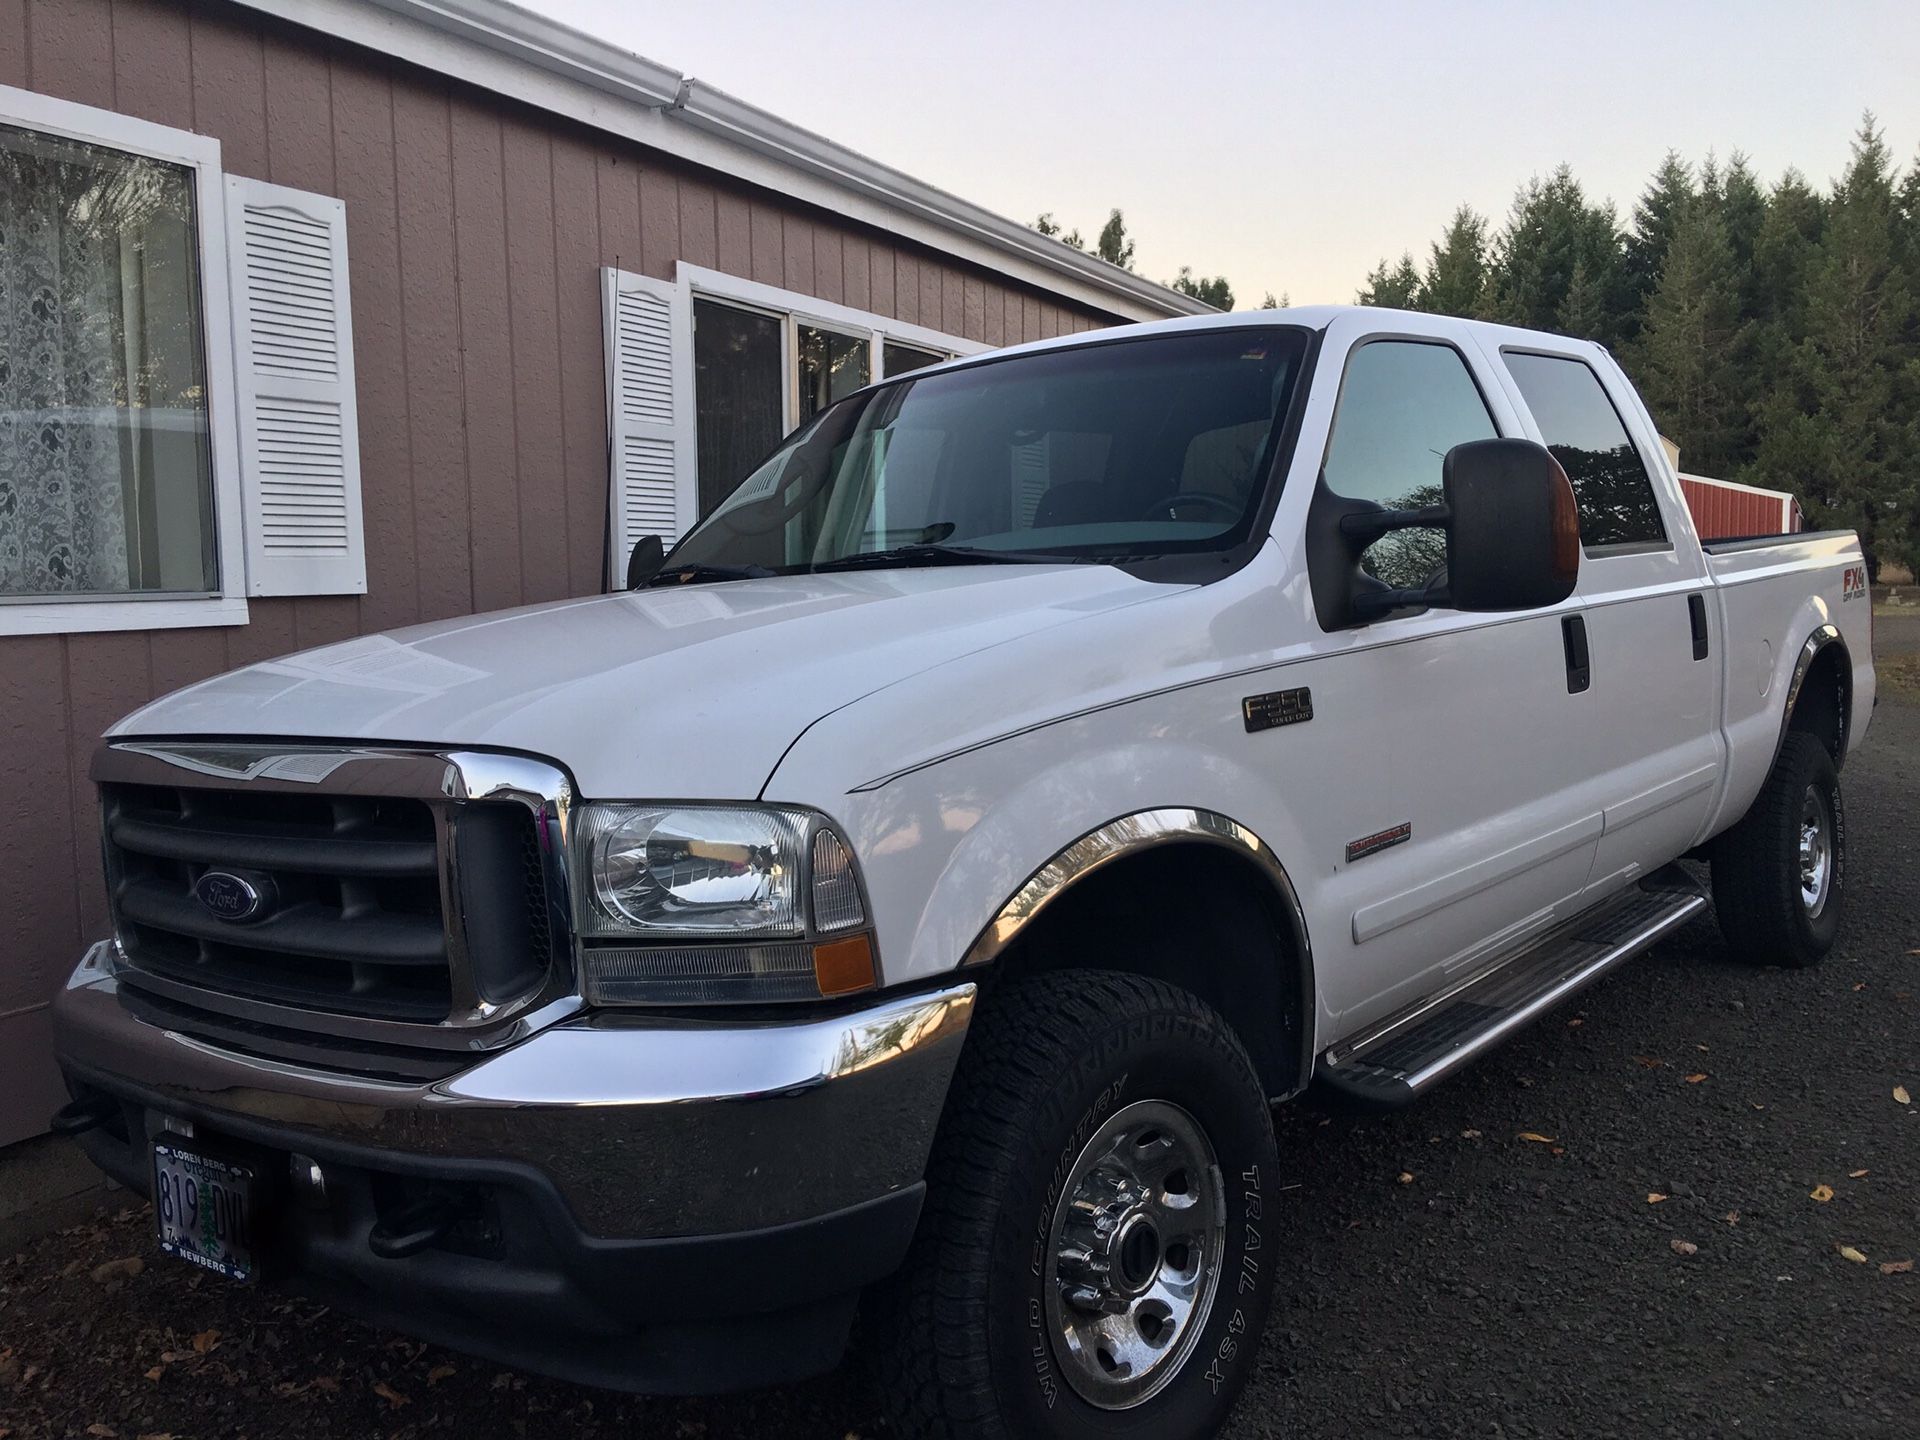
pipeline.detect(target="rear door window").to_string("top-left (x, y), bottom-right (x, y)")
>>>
top-left (1503, 352), bottom-right (1667, 549)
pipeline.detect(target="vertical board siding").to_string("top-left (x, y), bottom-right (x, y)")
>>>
top-left (0, 0), bottom-right (1123, 1146)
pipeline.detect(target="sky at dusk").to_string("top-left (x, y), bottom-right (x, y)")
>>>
top-left (537, 0), bottom-right (1920, 308)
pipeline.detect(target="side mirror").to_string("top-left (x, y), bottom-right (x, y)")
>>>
top-left (1342, 438), bottom-right (1580, 619)
top-left (1442, 438), bottom-right (1581, 611)
top-left (625, 533), bottom-right (664, 589)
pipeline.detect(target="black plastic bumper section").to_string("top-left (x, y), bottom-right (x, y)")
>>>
top-left (62, 1063), bottom-right (924, 1394)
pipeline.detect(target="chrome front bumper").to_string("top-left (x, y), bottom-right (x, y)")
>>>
top-left (53, 941), bottom-right (975, 1237)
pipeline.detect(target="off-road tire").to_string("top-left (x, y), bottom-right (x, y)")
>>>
top-left (1711, 731), bottom-right (1845, 968)
top-left (871, 970), bottom-right (1280, 1440)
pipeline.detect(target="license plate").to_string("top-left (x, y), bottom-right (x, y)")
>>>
top-left (152, 1142), bottom-right (258, 1282)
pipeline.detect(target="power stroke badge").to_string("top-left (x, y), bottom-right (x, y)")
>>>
top-left (1345, 822), bottom-right (1411, 863)
top-left (1242, 687), bottom-right (1312, 733)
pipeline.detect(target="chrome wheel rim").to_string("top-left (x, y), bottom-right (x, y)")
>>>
top-left (1043, 1098), bottom-right (1225, 1410)
top-left (1799, 784), bottom-right (1833, 919)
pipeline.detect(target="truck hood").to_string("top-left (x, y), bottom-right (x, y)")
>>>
top-left (111, 566), bottom-right (1170, 798)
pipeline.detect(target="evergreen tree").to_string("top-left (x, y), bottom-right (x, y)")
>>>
top-left (1490, 167), bottom-right (1631, 344)
top-left (1626, 151), bottom-right (1695, 306)
top-left (1629, 196), bottom-right (1744, 471)
top-left (1357, 252), bottom-right (1423, 308)
top-left (1751, 117), bottom-right (1918, 572)
top-left (1420, 207), bottom-right (1491, 318)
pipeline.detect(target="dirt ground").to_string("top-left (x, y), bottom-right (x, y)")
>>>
top-left (3, 617), bottom-right (1915, 1440)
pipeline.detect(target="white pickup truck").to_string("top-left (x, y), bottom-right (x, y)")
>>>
top-left (53, 307), bottom-right (1875, 1440)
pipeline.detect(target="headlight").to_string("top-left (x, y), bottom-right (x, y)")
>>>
top-left (571, 803), bottom-right (873, 1005)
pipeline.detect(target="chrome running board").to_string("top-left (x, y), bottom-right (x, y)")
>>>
top-left (1316, 868), bottom-right (1709, 1108)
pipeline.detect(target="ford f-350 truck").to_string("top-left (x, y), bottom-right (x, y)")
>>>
top-left (53, 307), bottom-right (1875, 1439)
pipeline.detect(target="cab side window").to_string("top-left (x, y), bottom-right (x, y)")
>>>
top-left (1322, 340), bottom-right (1498, 590)
top-left (1503, 352), bottom-right (1667, 549)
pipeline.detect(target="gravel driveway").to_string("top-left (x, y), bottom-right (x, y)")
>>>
top-left (5, 616), bottom-right (1915, 1440)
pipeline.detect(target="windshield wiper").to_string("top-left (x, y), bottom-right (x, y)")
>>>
top-left (808, 543), bottom-right (1051, 573)
top-left (640, 561), bottom-right (777, 587)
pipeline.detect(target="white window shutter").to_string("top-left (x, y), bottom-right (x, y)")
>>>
top-left (602, 267), bottom-right (694, 582)
top-left (225, 176), bottom-right (366, 596)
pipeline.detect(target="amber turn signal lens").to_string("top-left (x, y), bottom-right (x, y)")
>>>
top-left (813, 933), bottom-right (877, 997)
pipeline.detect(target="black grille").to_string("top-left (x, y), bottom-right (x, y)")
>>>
top-left (102, 781), bottom-right (548, 1025)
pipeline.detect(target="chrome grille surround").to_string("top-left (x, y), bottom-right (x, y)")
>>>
top-left (93, 742), bottom-right (579, 1056)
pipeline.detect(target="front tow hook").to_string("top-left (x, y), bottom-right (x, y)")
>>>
top-left (368, 1196), bottom-right (456, 1259)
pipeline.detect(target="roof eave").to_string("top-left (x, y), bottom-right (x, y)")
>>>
top-left (237, 0), bottom-right (1212, 322)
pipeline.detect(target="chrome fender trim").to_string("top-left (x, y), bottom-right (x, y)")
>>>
top-left (1777, 624), bottom-right (1851, 767)
top-left (959, 808), bottom-right (1315, 1089)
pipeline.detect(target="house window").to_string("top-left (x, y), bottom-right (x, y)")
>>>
top-left (0, 84), bottom-right (365, 634)
top-left (0, 122), bottom-right (218, 599)
top-left (692, 299), bottom-right (783, 517)
top-left (680, 271), bottom-right (969, 524)
top-left (882, 341), bottom-right (945, 377)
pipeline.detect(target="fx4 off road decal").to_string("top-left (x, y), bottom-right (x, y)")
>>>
top-left (1842, 565), bottom-right (1868, 603)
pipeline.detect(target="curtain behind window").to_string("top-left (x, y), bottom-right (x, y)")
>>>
top-left (0, 125), bottom-right (213, 597)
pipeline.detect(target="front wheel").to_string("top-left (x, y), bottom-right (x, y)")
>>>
top-left (873, 970), bottom-right (1280, 1440)
top-left (1711, 731), bottom-right (1846, 968)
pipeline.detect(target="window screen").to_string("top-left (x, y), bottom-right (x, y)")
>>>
top-left (692, 299), bottom-right (783, 518)
top-left (1504, 351), bottom-right (1667, 548)
top-left (1322, 340), bottom-right (1497, 589)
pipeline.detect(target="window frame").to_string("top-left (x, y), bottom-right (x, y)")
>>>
top-left (677, 263), bottom-right (983, 445)
top-left (1497, 345), bottom-right (1674, 557)
top-left (0, 84), bottom-right (249, 635)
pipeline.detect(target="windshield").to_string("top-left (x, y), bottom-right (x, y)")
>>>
top-left (663, 326), bottom-right (1308, 576)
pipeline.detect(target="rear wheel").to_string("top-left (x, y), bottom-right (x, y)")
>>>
top-left (874, 970), bottom-right (1279, 1439)
top-left (1711, 731), bottom-right (1845, 968)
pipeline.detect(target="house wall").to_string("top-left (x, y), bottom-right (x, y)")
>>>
top-left (0, 0), bottom-right (1118, 1145)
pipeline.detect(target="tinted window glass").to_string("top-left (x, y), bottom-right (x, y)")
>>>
top-left (1322, 341), bottom-right (1497, 589)
top-left (1504, 352), bottom-right (1666, 547)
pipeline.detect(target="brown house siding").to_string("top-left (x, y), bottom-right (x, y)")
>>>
top-left (0, 0), bottom-right (1118, 1144)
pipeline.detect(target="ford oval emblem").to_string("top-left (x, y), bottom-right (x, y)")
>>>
top-left (194, 870), bottom-right (270, 924)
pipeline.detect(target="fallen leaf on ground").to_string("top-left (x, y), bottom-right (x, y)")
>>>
top-left (143, 1366), bottom-right (164, 1382)
top-left (1723, 1211), bottom-right (1741, 1225)
top-left (1670, 1239), bottom-right (1698, 1256)
top-left (1810, 1184), bottom-right (1835, 1202)
top-left (1647, 1192), bottom-right (1669, 1204)
top-left (1838, 1245), bottom-right (1869, 1264)
top-left (86, 1427), bottom-right (116, 1438)
top-left (1634, 1056), bottom-right (1665, 1069)
top-left (311, 1376), bottom-right (340, 1393)
top-left (1896, 1086), bottom-right (1911, 1105)
top-left (1686, 1073), bottom-right (1709, 1084)
top-left (1461, 1129), bottom-right (1482, 1139)
top-left (1850, 1168), bottom-right (1869, 1178)
top-left (1518, 1132), bottom-right (1556, 1144)
top-left (1566, 1017), bottom-right (1583, 1028)
top-left (427, 1365), bottom-right (456, 1386)
top-left (89, 1258), bottom-right (144, 1283)
top-left (1397, 1171), bottom-right (1415, 1185)
top-left (190, 1330), bottom-right (220, 1355)
top-left (1854, 982), bottom-right (1868, 991)
top-left (1881, 1259), bottom-right (1914, 1275)
top-left (372, 1381), bottom-right (411, 1408)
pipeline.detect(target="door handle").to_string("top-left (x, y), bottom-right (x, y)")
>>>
top-left (1688, 594), bottom-right (1710, 661)
top-left (1562, 615), bottom-right (1591, 694)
